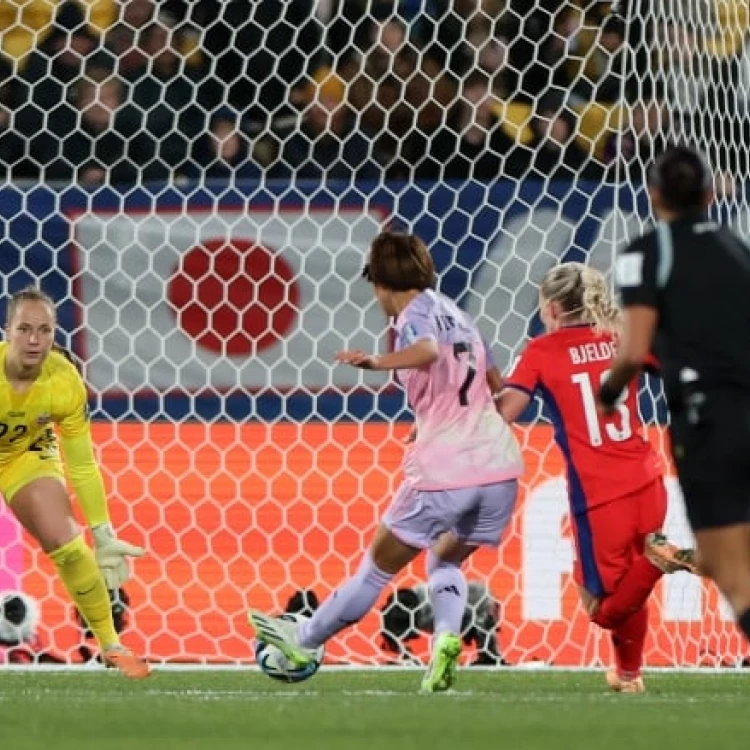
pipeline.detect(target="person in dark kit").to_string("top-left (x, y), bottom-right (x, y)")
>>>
top-left (599, 145), bottom-right (750, 647)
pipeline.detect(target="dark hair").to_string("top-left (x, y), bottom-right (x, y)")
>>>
top-left (648, 145), bottom-right (712, 212)
top-left (5, 286), bottom-right (55, 327)
top-left (362, 232), bottom-right (436, 292)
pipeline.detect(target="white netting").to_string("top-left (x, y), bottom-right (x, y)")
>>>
top-left (0, 0), bottom-right (748, 667)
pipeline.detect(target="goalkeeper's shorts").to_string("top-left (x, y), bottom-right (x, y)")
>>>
top-left (0, 451), bottom-right (66, 503)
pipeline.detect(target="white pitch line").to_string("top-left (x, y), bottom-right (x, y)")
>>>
top-left (0, 688), bottom-right (747, 704)
top-left (0, 664), bottom-right (748, 674)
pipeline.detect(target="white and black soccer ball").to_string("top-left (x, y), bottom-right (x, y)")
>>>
top-left (0, 591), bottom-right (39, 645)
top-left (254, 613), bottom-right (324, 683)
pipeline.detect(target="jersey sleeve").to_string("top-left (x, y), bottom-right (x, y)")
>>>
top-left (395, 304), bottom-right (437, 351)
top-left (57, 370), bottom-right (90, 440)
top-left (57, 368), bottom-right (110, 528)
top-left (503, 342), bottom-right (543, 396)
top-left (616, 232), bottom-right (660, 308)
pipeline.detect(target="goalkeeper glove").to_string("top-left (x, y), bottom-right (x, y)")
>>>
top-left (92, 524), bottom-right (145, 589)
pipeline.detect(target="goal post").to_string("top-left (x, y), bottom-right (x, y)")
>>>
top-left (1, 0), bottom-right (748, 667)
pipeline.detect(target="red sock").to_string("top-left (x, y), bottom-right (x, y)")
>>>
top-left (611, 604), bottom-right (649, 678)
top-left (592, 556), bottom-right (662, 629)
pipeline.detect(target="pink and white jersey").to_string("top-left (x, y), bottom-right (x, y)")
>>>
top-left (395, 289), bottom-right (522, 490)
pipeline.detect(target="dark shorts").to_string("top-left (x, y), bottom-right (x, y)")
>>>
top-left (670, 393), bottom-right (750, 531)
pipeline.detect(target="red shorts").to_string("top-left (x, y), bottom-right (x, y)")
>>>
top-left (571, 479), bottom-right (668, 598)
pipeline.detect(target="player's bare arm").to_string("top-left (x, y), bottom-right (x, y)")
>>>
top-left (336, 338), bottom-right (439, 371)
top-left (485, 365), bottom-right (503, 396)
top-left (494, 388), bottom-right (531, 424)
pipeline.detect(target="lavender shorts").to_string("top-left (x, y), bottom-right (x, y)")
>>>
top-left (382, 479), bottom-right (518, 550)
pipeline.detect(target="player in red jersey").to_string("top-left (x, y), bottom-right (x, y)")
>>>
top-left (495, 262), bottom-right (697, 692)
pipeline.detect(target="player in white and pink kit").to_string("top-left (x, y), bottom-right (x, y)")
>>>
top-left (249, 232), bottom-right (522, 691)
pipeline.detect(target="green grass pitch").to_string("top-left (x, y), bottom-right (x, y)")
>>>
top-left (0, 669), bottom-right (747, 750)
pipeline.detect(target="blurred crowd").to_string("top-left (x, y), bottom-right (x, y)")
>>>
top-left (0, 0), bottom-right (747, 188)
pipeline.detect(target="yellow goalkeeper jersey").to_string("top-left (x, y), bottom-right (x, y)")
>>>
top-left (0, 342), bottom-right (109, 525)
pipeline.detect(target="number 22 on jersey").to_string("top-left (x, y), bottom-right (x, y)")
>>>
top-left (571, 370), bottom-right (632, 446)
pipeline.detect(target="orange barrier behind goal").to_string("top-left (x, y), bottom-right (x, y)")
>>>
top-left (18, 423), bottom-right (746, 667)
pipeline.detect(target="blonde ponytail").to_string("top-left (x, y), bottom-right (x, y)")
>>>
top-left (580, 266), bottom-right (621, 334)
top-left (541, 262), bottom-right (621, 334)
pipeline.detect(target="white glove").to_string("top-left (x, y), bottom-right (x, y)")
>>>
top-left (91, 524), bottom-right (145, 589)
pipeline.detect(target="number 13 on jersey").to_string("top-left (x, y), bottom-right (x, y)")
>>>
top-left (571, 370), bottom-right (632, 446)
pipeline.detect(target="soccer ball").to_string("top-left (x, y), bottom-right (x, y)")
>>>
top-left (254, 613), bottom-right (325, 683)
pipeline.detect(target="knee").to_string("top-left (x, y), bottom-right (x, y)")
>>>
top-left (591, 608), bottom-right (627, 630)
top-left (32, 515), bottom-right (80, 555)
top-left (578, 587), bottom-right (600, 615)
top-left (41, 528), bottom-right (80, 556)
top-left (356, 553), bottom-right (393, 588)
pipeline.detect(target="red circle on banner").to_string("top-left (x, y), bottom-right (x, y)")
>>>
top-left (168, 239), bottom-right (300, 356)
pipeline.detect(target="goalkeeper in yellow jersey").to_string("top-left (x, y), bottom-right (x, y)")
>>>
top-left (0, 286), bottom-right (149, 678)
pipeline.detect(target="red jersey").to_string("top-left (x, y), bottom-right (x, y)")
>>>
top-left (504, 326), bottom-right (662, 512)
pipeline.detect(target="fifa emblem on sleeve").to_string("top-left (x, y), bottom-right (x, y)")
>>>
top-left (403, 324), bottom-right (418, 345)
top-left (615, 253), bottom-right (644, 287)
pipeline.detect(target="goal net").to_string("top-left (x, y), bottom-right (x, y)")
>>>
top-left (1, 0), bottom-right (748, 667)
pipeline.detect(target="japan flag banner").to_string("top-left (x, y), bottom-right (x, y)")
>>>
top-left (72, 207), bottom-right (387, 394)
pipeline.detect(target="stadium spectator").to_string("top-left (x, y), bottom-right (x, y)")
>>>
top-left (603, 99), bottom-right (671, 182)
top-left (505, 0), bottom-right (571, 103)
top-left (0, 0), bottom-right (112, 65)
top-left (344, 8), bottom-right (455, 179)
top-left (186, 108), bottom-right (259, 181)
top-left (64, 69), bottom-right (143, 185)
top-left (200, 0), bottom-right (323, 125)
top-left (16, 2), bottom-right (99, 104)
top-left (119, 0), bottom-right (157, 28)
top-left (345, 13), bottom-right (412, 136)
top-left (417, 70), bottom-right (529, 180)
top-left (3, 4), bottom-right (102, 179)
top-left (463, 15), bottom-right (512, 93)
top-left (273, 92), bottom-right (381, 182)
top-left (584, 15), bottom-right (627, 103)
top-left (103, 25), bottom-right (152, 80)
top-left (126, 17), bottom-right (205, 177)
top-left (0, 55), bottom-right (17, 177)
top-left (527, 96), bottom-right (604, 182)
top-left (13, 58), bottom-right (158, 185)
top-left (0, 0), bottom-right (736, 189)
top-left (429, 0), bottom-right (511, 79)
